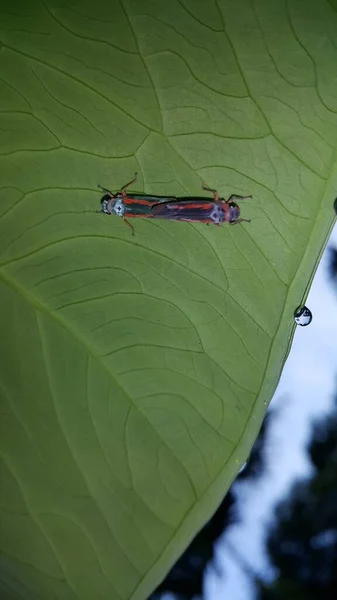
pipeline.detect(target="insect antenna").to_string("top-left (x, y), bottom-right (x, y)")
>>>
top-left (97, 184), bottom-right (113, 194)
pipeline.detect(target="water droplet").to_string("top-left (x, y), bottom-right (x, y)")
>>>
top-left (238, 461), bottom-right (247, 474)
top-left (294, 305), bottom-right (312, 326)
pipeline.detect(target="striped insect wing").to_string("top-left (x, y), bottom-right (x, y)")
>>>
top-left (151, 199), bottom-right (226, 224)
top-left (122, 194), bottom-right (166, 216)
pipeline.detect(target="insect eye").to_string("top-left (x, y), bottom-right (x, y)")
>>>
top-left (101, 194), bottom-right (111, 205)
top-left (230, 206), bottom-right (240, 222)
top-left (100, 194), bottom-right (112, 214)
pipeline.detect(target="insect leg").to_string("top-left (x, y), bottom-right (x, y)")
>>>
top-left (230, 218), bottom-right (251, 225)
top-left (121, 172), bottom-right (138, 194)
top-left (202, 182), bottom-right (219, 201)
top-left (123, 216), bottom-right (135, 236)
top-left (227, 194), bottom-right (252, 202)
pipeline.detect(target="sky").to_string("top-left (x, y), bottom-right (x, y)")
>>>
top-left (206, 224), bottom-right (337, 600)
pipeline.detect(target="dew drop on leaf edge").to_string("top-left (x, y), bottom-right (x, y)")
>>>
top-left (294, 305), bottom-right (313, 326)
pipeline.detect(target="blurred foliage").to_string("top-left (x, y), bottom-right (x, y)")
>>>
top-left (256, 393), bottom-right (337, 600)
top-left (330, 247), bottom-right (337, 280)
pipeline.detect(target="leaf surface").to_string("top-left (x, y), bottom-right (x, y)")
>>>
top-left (0, 1), bottom-right (336, 599)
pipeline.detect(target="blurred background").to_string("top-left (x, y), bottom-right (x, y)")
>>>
top-left (150, 223), bottom-right (337, 600)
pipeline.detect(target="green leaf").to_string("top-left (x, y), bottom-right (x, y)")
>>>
top-left (0, 1), bottom-right (336, 599)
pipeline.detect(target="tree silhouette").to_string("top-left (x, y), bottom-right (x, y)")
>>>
top-left (330, 247), bottom-right (337, 280)
top-left (256, 393), bottom-right (337, 600)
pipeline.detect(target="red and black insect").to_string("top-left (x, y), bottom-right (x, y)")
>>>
top-left (151, 182), bottom-right (251, 226)
top-left (97, 172), bottom-right (176, 235)
top-left (97, 174), bottom-right (251, 234)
